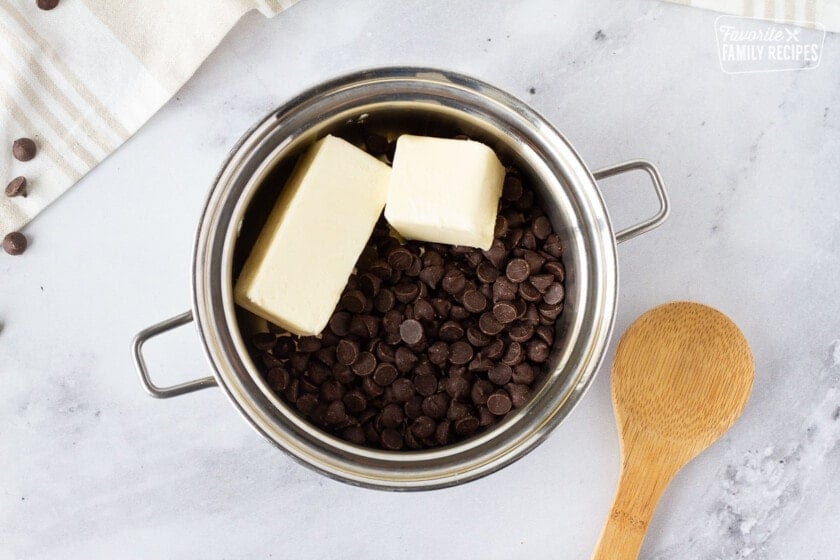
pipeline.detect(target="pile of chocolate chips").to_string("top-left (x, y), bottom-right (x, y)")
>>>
top-left (247, 139), bottom-right (565, 451)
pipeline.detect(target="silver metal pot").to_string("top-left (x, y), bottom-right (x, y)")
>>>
top-left (132, 67), bottom-right (669, 490)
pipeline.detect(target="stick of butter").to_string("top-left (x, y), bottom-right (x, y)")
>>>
top-left (234, 135), bottom-right (390, 336)
top-left (384, 135), bottom-right (505, 250)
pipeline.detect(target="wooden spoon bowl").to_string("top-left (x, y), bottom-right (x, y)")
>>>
top-left (592, 302), bottom-right (754, 559)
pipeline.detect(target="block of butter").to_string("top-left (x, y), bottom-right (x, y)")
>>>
top-left (384, 135), bottom-right (505, 250)
top-left (234, 135), bottom-right (390, 336)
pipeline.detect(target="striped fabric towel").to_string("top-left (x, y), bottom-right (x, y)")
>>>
top-left (666, 0), bottom-right (840, 31)
top-left (0, 0), bottom-right (297, 238)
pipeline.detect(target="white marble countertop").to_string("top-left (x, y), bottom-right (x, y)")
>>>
top-left (2, 0), bottom-right (839, 558)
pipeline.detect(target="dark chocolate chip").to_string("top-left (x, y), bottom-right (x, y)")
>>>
top-left (399, 318), bottom-right (424, 345)
top-left (441, 269), bottom-right (466, 295)
top-left (2, 232), bottom-right (27, 256)
top-left (487, 391), bottom-right (512, 415)
top-left (489, 362), bottom-right (513, 385)
top-left (501, 341), bottom-right (525, 366)
top-left (543, 283), bottom-right (565, 305)
top-left (340, 290), bottom-right (367, 313)
top-left (478, 312), bottom-right (504, 336)
top-left (449, 341), bottom-right (474, 365)
top-left (422, 393), bottom-right (449, 420)
top-left (392, 378), bottom-right (415, 402)
top-left (476, 261), bottom-right (500, 284)
top-left (372, 362), bottom-right (397, 385)
top-left (352, 352), bottom-right (377, 376)
top-left (508, 323), bottom-right (535, 343)
top-left (5, 176), bottom-right (27, 198)
top-left (394, 347), bottom-right (418, 373)
top-left (336, 339), bottom-right (360, 366)
top-left (343, 390), bottom-right (367, 413)
top-left (526, 340), bottom-right (550, 363)
top-left (543, 234), bottom-right (563, 258)
top-left (462, 289), bottom-right (487, 313)
top-left (470, 379), bottom-right (494, 406)
top-left (532, 216), bottom-right (552, 240)
top-left (482, 338), bottom-right (505, 360)
top-left (439, 321), bottom-right (465, 342)
top-left (519, 280), bottom-right (543, 302)
top-left (413, 373), bottom-right (438, 397)
top-left (506, 383), bottom-right (531, 408)
top-left (506, 258), bottom-right (530, 283)
top-left (387, 246), bottom-right (414, 271)
top-left (502, 175), bottom-right (523, 201)
top-left (329, 312), bottom-right (352, 336)
top-left (12, 138), bottom-right (36, 161)
top-left (544, 261), bottom-right (565, 282)
top-left (374, 288), bottom-right (396, 313)
top-left (380, 428), bottom-right (404, 450)
top-left (359, 272), bottom-right (382, 297)
top-left (492, 301), bottom-right (518, 324)
top-left (454, 415), bottom-right (480, 436)
top-left (266, 367), bottom-right (290, 391)
top-left (412, 415), bottom-right (437, 438)
top-left (482, 239), bottom-right (507, 268)
top-left (466, 326), bottom-right (491, 347)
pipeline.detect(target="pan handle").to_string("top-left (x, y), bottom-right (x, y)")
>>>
top-left (593, 159), bottom-right (670, 244)
top-left (132, 310), bottom-right (217, 398)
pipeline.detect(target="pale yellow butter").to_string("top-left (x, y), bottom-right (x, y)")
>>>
top-left (234, 135), bottom-right (391, 336)
top-left (384, 135), bottom-right (505, 250)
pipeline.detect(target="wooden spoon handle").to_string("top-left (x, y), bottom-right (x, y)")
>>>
top-left (591, 449), bottom-right (676, 560)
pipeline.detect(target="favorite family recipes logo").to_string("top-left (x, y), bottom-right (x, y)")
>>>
top-left (715, 15), bottom-right (826, 74)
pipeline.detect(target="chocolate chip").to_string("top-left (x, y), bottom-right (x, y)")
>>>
top-left (2, 232), bottom-right (27, 255)
top-left (340, 290), bottom-right (367, 313)
top-left (526, 340), bottom-right (550, 363)
top-left (380, 403), bottom-right (405, 428)
top-left (544, 261), bottom-right (565, 282)
top-left (12, 138), bottom-right (36, 161)
top-left (439, 320), bottom-right (465, 341)
top-left (374, 288), bottom-right (395, 313)
top-left (512, 363), bottom-right (536, 384)
top-left (502, 175), bottom-right (523, 201)
top-left (342, 425), bottom-right (365, 445)
top-left (530, 274), bottom-right (554, 293)
top-left (365, 133), bottom-right (389, 156)
top-left (266, 367), bottom-right (290, 391)
top-left (506, 383), bottom-right (531, 408)
top-left (543, 234), bottom-right (563, 258)
top-left (492, 301), bottom-right (518, 324)
top-left (380, 428), bottom-right (404, 450)
top-left (468, 355), bottom-right (492, 372)
top-left (442, 269), bottom-right (466, 294)
top-left (466, 326), bottom-right (491, 347)
top-left (482, 338), bottom-right (505, 360)
top-left (449, 341), bottom-right (474, 365)
top-left (422, 393), bottom-right (449, 420)
top-left (412, 415), bottom-right (437, 438)
top-left (298, 336), bottom-right (322, 353)
top-left (359, 272), bottom-right (382, 297)
top-left (372, 362), bottom-right (397, 385)
top-left (430, 298), bottom-right (452, 319)
top-left (454, 415), bottom-right (480, 436)
top-left (492, 278), bottom-right (517, 302)
top-left (393, 282), bottom-right (420, 303)
top-left (460, 289), bottom-right (485, 314)
top-left (391, 378), bottom-right (415, 402)
top-left (336, 339), bottom-right (360, 365)
top-left (387, 246), bottom-right (414, 271)
top-left (362, 376), bottom-right (384, 397)
top-left (487, 392), bottom-right (512, 415)
top-left (482, 239), bottom-right (507, 268)
top-left (352, 352), bottom-right (377, 376)
top-left (538, 301), bottom-right (564, 320)
top-left (369, 259), bottom-right (392, 279)
top-left (436, 420), bottom-right (452, 445)
top-left (522, 250), bottom-right (546, 274)
top-left (329, 312), bottom-right (352, 336)
top-left (543, 283), bottom-right (565, 305)
top-left (5, 176), bottom-right (27, 198)
top-left (447, 400), bottom-right (469, 421)
top-left (501, 341), bottom-right (525, 366)
top-left (532, 216), bottom-right (552, 240)
top-left (394, 347), bottom-right (418, 372)
top-left (476, 261), bottom-right (499, 284)
top-left (489, 363), bottom-right (513, 385)
top-left (506, 258), bottom-right (530, 283)
top-left (399, 319), bottom-right (424, 345)
top-left (494, 214), bottom-right (510, 238)
top-left (343, 390), bottom-right (367, 413)
top-left (535, 325), bottom-right (555, 346)
top-left (478, 312), bottom-right (504, 336)
top-left (470, 379), bottom-right (494, 406)
top-left (37, 0), bottom-right (60, 9)
top-left (519, 280), bottom-right (543, 302)
top-left (413, 373), bottom-right (438, 397)
top-left (350, 315), bottom-right (379, 339)
top-left (325, 401), bottom-right (347, 424)
top-left (450, 305), bottom-right (470, 321)
top-left (443, 377), bottom-right (470, 401)
top-left (508, 323), bottom-right (535, 343)
top-left (406, 255), bottom-right (422, 277)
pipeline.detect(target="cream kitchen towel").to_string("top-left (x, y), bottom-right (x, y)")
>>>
top-left (666, 0), bottom-right (840, 31)
top-left (0, 0), bottom-right (297, 237)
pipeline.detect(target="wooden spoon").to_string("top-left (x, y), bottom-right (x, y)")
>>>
top-left (591, 302), bottom-right (754, 560)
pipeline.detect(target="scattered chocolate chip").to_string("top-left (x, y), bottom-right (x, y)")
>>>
top-left (489, 363), bottom-right (513, 385)
top-left (5, 176), bottom-right (27, 198)
top-left (502, 175), bottom-right (523, 201)
top-left (526, 340), bottom-right (550, 363)
top-left (3, 232), bottom-right (28, 256)
top-left (544, 283), bottom-right (565, 305)
top-left (12, 138), bottom-right (36, 161)
top-left (449, 341), bottom-right (474, 365)
top-left (478, 312), bottom-right (504, 336)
